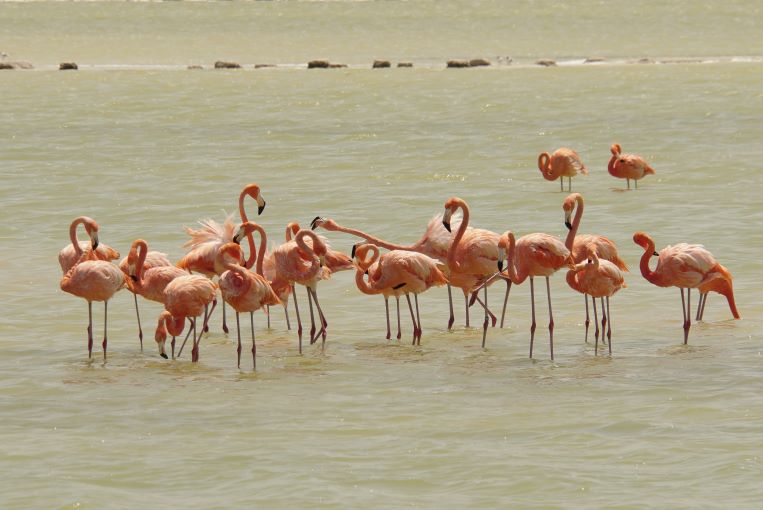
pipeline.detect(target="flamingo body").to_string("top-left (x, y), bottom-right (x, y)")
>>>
top-left (608, 143), bottom-right (655, 187)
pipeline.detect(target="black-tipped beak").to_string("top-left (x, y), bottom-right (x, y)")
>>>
top-left (130, 274), bottom-right (138, 282)
top-left (310, 216), bottom-right (321, 230)
top-left (442, 221), bottom-right (451, 233)
top-left (351, 244), bottom-right (357, 258)
top-left (653, 251), bottom-right (659, 256)
top-left (565, 221), bottom-right (573, 230)
top-left (160, 353), bottom-right (168, 359)
top-left (364, 270), bottom-right (369, 276)
top-left (233, 233), bottom-right (243, 244)
top-left (258, 202), bottom-right (266, 215)
top-left (497, 260), bottom-right (504, 272)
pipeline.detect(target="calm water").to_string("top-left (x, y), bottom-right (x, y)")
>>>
top-left (2, 2), bottom-right (763, 509)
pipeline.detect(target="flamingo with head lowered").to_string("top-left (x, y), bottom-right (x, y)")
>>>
top-left (608, 144), bottom-right (655, 189)
top-left (537, 147), bottom-right (588, 192)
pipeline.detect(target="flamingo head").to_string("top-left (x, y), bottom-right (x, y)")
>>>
top-left (610, 143), bottom-right (622, 156)
top-left (310, 216), bottom-right (337, 231)
top-left (632, 231), bottom-right (657, 255)
top-left (442, 197), bottom-right (462, 232)
top-left (352, 243), bottom-right (376, 272)
top-left (285, 222), bottom-right (300, 241)
top-left (496, 233), bottom-right (511, 272)
top-left (233, 222), bottom-right (260, 244)
top-left (242, 183), bottom-right (266, 214)
top-left (562, 193), bottom-right (581, 229)
top-left (537, 152), bottom-right (556, 180)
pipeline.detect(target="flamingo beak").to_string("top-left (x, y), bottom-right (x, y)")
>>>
top-left (158, 339), bottom-right (168, 359)
top-left (256, 194), bottom-right (266, 215)
top-left (91, 233), bottom-right (99, 250)
top-left (351, 244), bottom-right (357, 259)
top-left (130, 274), bottom-right (138, 282)
top-left (442, 209), bottom-right (452, 232)
top-left (497, 260), bottom-right (504, 272)
top-left (310, 216), bottom-right (322, 230)
top-left (564, 211), bottom-right (572, 230)
top-left (653, 251), bottom-right (659, 256)
top-left (319, 255), bottom-right (325, 267)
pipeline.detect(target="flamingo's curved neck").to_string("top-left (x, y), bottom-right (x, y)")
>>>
top-left (505, 232), bottom-right (525, 284)
top-left (242, 224), bottom-right (267, 275)
top-left (161, 312), bottom-right (185, 337)
top-left (134, 240), bottom-right (149, 285)
top-left (354, 247), bottom-right (379, 295)
top-left (327, 221), bottom-right (414, 252)
top-left (447, 199), bottom-right (470, 271)
top-left (69, 217), bottom-right (86, 258)
top-left (638, 237), bottom-right (660, 285)
top-left (538, 152), bottom-right (551, 174)
top-left (238, 190), bottom-right (257, 271)
top-left (565, 195), bottom-right (584, 250)
top-left (285, 223), bottom-right (300, 242)
top-left (295, 231), bottom-right (322, 278)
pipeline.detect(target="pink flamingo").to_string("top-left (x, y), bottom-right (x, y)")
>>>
top-left (267, 229), bottom-right (331, 352)
top-left (562, 192), bottom-right (628, 341)
top-left (566, 249), bottom-right (626, 355)
top-left (157, 274), bottom-right (218, 362)
top-left (122, 239), bottom-right (187, 354)
top-left (236, 183), bottom-right (267, 271)
top-left (218, 241), bottom-right (281, 369)
top-left (477, 230), bottom-right (575, 358)
top-left (352, 243), bottom-right (448, 344)
top-left (608, 143), bottom-right (655, 189)
top-left (633, 232), bottom-right (740, 344)
top-left (60, 242), bottom-right (125, 360)
top-left (538, 148), bottom-right (588, 192)
top-left (310, 214), bottom-right (462, 330)
top-left (58, 216), bottom-right (120, 273)
top-left (442, 197), bottom-right (502, 339)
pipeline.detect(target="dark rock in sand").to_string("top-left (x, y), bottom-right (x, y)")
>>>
top-left (59, 62), bottom-right (78, 70)
top-left (397, 62), bottom-right (413, 68)
top-left (536, 59), bottom-right (557, 67)
top-left (469, 58), bottom-right (491, 67)
top-left (447, 60), bottom-right (470, 68)
top-left (0, 61), bottom-right (34, 70)
top-left (373, 60), bottom-right (391, 68)
top-left (255, 64), bottom-right (276, 69)
top-left (214, 61), bottom-right (241, 69)
top-left (584, 57), bottom-right (605, 64)
top-left (308, 60), bottom-right (330, 69)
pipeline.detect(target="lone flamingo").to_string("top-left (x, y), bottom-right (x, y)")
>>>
top-left (60, 242), bottom-right (125, 360)
top-left (562, 193), bottom-right (628, 342)
top-left (633, 232), bottom-right (740, 344)
top-left (566, 249), bottom-right (626, 355)
top-left (537, 148), bottom-right (588, 192)
top-left (218, 240), bottom-right (281, 369)
top-left (608, 143), bottom-right (655, 189)
top-left (477, 230), bottom-right (574, 358)
top-left (442, 197), bottom-right (502, 339)
top-left (122, 239), bottom-right (187, 354)
top-left (352, 243), bottom-right (448, 344)
top-left (58, 216), bottom-right (120, 273)
top-left (311, 213), bottom-right (461, 330)
top-left (158, 274), bottom-right (218, 362)
top-left (267, 229), bottom-right (330, 352)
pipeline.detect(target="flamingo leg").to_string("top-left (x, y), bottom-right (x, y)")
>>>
top-left (600, 296), bottom-right (607, 349)
top-left (307, 286), bottom-right (317, 344)
top-left (584, 294), bottom-right (590, 343)
top-left (267, 305), bottom-right (271, 329)
top-left (635, 179), bottom-right (639, 190)
top-left (236, 311), bottom-right (242, 368)
top-left (133, 292), bottom-right (143, 351)
top-left (102, 300), bottom-right (109, 362)
top-left (606, 296), bottom-right (613, 355)
top-left (593, 297), bottom-right (600, 355)
top-left (473, 294), bottom-right (497, 328)
top-left (396, 295), bottom-right (401, 340)
top-left (405, 294), bottom-right (418, 345)
top-left (529, 277), bottom-right (536, 358)
top-left (546, 277), bottom-right (554, 361)
top-left (309, 287), bottom-right (328, 350)
top-left (481, 286), bottom-right (489, 348)
top-left (292, 284), bottom-right (303, 354)
top-left (222, 301), bottom-right (229, 335)
top-left (250, 311), bottom-right (257, 370)
top-left (447, 283), bottom-right (454, 330)
top-left (414, 294), bottom-right (422, 345)
top-left (696, 292), bottom-right (707, 321)
top-left (560, 178), bottom-right (563, 192)
top-left (171, 336), bottom-right (176, 360)
top-left (464, 293), bottom-right (470, 328)
top-left (699, 292), bottom-right (708, 321)
top-left (201, 299), bottom-right (216, 335)
top-left (627, 178), bottom-right (631, 189)
top-left (203, 303), bottom-right (210, 334)
top-left (176, 318), bottom-right (194, 358)
top-left (191, 317), bottom-right (199, 363)
top-left (500, 279), bottom-right (511, 328)
top-left (87, 301), bottom-right (93, 359)
top-left (384, 296), bottom-right (391, 340)
top-left (284, 303), bottom-right (291, 331)
top-left (683, 288), bottom-right (692, 344)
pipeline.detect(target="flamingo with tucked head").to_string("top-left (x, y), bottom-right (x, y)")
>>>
top-left (537, 148), bottom-right (588, 192)
top-left (58, 216), bottom-right (120, 274)
top-left (608, 144), bottom-right (655, 189)
top-left (633, 232), bottom-right (739, 344)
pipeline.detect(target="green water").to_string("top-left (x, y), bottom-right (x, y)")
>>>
top-left (1, 2), bottom-right (762, 509)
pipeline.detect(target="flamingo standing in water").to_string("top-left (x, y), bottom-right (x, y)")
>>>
top-left (352, 243), bottom-right (448, 344)
top-left (60, 241), bottom-right (125, 360)
top-left (157, 274), bottom-right (218, 363)
top-left (477, 230), bottom-right (574, 358)
top-left (566, 249), bottom-right (626, 355)
top-left (608, 143), bottom-right (656, 189)
top-left (633, 232), bottom-right (740, 344)
top-left (562, 193), bottom-right (628, 342)
top-left (442, 197), bottom-right (502, 340)
top-left (58, 216), bottom-right (120, 273)
top-left (537, 148), bottom-right (588, 192)
top-left (267, 229), bottom-right (331, 352)
top-left (122, 239), bottom-right (187, 356)
top-left (217, 240), bottom-right (281, 369)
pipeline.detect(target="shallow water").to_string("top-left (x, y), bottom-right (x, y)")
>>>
top-left (2, 2), bottom-right (763, 509)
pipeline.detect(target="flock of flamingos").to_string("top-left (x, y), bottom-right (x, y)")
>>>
top-left (58, 144), bottom-right (740, 369)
